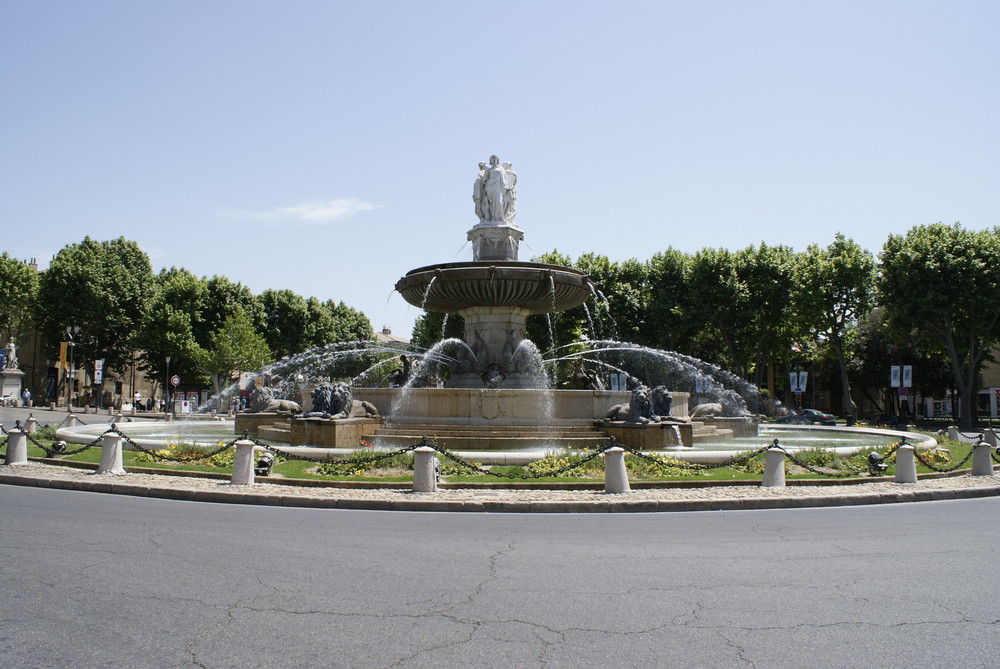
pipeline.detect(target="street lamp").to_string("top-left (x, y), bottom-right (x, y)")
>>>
top-left (165, 355), bottom-right (172, 416)
top-left (65, 325), bottom-right (79, 409)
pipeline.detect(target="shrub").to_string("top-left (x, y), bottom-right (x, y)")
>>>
top-left (316, 450), bottom-right (414, 477)
top-left (132, 441), bottom-right (237, 467)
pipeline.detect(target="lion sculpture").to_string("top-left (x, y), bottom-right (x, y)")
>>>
top-left (604, 383), bottom-right (679, 424)
top-left (689, 402), bottom-right (723, 418)
top-left (304, 381), bottom-right (380, 420)
top-left (245, 386), bottom-right (302, 414)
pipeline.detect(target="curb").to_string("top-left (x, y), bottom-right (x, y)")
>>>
top-left (2, 469), bottom-right (999, 513)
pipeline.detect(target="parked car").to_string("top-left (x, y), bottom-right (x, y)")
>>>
top-left (775, 408), bottom-right (837, 426)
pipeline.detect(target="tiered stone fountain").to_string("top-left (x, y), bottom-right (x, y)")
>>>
top-left (347, 155), bottom-right (708, 452)
top-left (238, 155), bottom-right (747, 455)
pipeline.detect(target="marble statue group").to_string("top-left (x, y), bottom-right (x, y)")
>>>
top-left (473, 155), bottom-right (517, 225)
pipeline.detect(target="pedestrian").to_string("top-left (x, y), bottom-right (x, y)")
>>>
top-left (21, 387), bottom-right (31, 407)
top-left (134, 391), bottom-right (142, 411)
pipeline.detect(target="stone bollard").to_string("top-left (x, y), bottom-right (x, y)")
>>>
top-left (947, 425), bottom-right (960, 441)
top-left (412, 446), bottom-right (438, 492)
top-left (107, 407), bottom-right (113, 416)
top-left (984, 428), bottom-right (998, 448)
top-left (971, 441), bottom-right (994, 476)
top-left (24, 415), bottom-right (38, 434)
top-left (114, 412), bottom-right (124, 424)
top-left (49, 401), bottom-right (55, 411)
top-left (895, 445), bottom-right (917, 483)
top-left (65, 413), bottom-right (78, 427)
top-left (131, 405), bottom-right (137, 417)
top-left (761, 447), bottom-right (786, 487)
top-left (211, 409), bottom-right (217, 419)
top-left (230, 440), bottom-right (256, 485)
top-left (3, 429), bottom-right (29, 465)
top-left (604, 447), bottom-right (631, 493)
top-left (96, 433), bottom-right (126, 475)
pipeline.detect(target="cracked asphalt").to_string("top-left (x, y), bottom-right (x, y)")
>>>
top-left (2, 484), bottom-right (997, 668)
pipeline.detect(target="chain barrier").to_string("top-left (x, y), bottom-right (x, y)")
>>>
top-left (912, 443), bottom-right (976, 473)
top-left (249, 436), bottom-right (422, 466)
top-left (54, 413), bottom-right (78, 429)
top-left (777, 440), bottom-right (903, 478)
top-left (992, 447), bottom-right (1000, 465)
top-left (612, 438), bottom-right (772, 472)
top-left (243, 435), bottom-right (613, 479)
top-left (956, 430), bottom-right (984, 441)
top-left (109, 424), bottom-right (239, 463)
top-left (422, 437), bottom-right (612, 479)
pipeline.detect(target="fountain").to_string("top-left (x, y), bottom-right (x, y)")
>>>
top-left (55, 158), bottom-right (936, 463)
top-left (234, 154), bottom-right (751, 455)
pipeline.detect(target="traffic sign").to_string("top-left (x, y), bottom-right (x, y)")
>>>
top-left (898, 386), bottom-right (908, 397)
top-left (170, 375), bottom-right (181, 387)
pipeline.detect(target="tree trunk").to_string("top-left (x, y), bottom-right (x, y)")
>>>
top-left (831, 339), bottom-right (857, 426)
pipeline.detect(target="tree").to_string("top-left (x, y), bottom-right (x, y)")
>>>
top-left (645, 248), bottom-right (691, 353)
top-left (203, 310), bottom-right (272, 394)
top-left (733, 243), bottom-right (799, 389)
top-left (794, 234), bottom-right (875, 424)
top-left (410, 311), bottom-right (464, 350)
top-left (200, 276), bottom-right (263, 345)
top-left (682, 244), bottom-right (799, 411)
top-left (525, 250), bottom-right (588, 357)
top-left (259, 289), bottom-right (311, 359)
top-left (133, 267), bottom-right (210, 391)
top-left (0, 253), bottom-right (40, 343)
top-left (878, 223), bottom-right (1000, 429)
top-left (322, 300), bottom-right (374, 343)
top-left (38, 237), bottom-right (154, 374)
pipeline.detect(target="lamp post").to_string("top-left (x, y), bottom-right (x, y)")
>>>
top-left (165, 355), bottom-right (171, 416)
top-left (65, 325), bottom-right (79, 409)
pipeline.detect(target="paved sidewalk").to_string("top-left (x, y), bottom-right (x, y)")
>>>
top-left (2, 461), bottom-right (998, 513)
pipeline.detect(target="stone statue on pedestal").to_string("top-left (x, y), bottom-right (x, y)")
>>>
top-left (3, 338), bottom-right (18, 370)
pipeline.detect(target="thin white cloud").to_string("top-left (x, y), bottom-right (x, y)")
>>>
top-left (217, 198), bottom-right (381, 225)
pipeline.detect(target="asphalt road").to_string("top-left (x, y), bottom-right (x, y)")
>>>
top-left (1, 485), bottom-right (997, 668)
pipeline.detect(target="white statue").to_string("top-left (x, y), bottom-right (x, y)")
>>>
top-left (502, 161), bottom-right (517, 223)
top-left (3, 337), bottom-right (18, 370)
top-left (472, 161), bottom-right (487, 221)
top-left (479, 155), bottom-right (516, 224)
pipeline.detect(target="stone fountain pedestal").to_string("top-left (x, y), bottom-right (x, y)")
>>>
top-left (1, 368), bottom-right (24, 402)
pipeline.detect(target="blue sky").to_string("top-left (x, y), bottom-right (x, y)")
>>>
top-left (3, 1), bottom-right (997, 339)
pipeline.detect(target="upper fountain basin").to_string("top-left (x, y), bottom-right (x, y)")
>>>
top-left (396, 261), bottom-right (594, 315)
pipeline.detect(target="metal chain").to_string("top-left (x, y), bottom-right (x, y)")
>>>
top-left (423, 439), bottom-right (612, 479)
top-left (775, 440), bottom-right (903, 478)
top-left (28, 429), bottom-right (102, 457)
top-left (613, 439), bottom-right (772, 471)
top-left (778, 446), bottom-right (863, 478)
top-left (957, 431), bottom-right (984, 441)
top-left (251, 437), bottom-right (421, 466)
top-left (912, 445), bottom-right (975, 473)
top-left (110, 425), bottom-right (239, 463)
